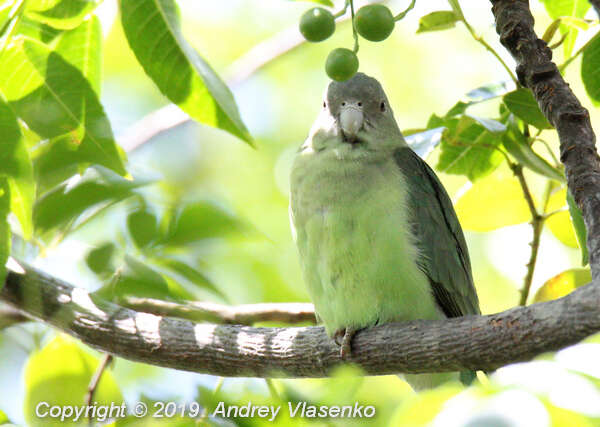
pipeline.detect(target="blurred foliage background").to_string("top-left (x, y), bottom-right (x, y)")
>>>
top-left (1, 0), bottom-right (600, 425)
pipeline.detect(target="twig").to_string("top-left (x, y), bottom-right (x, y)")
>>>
top-left (449, 0), bottom-right (518, 85)
top-left (121, 297), bottom-right (316, 325)
top-left (558, 29), bottom-right (600, 73)
top-left (510, 164), bottom-right (544, 306)
top-left (350, 0), bottom-right (359, 54)
top-left (85, 353), bottom-right (113, 426)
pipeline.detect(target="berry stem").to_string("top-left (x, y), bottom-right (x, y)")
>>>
top-left (394, 0), bottom-right (416, 21)
top-left (333, 0), bottom-right (350, 19)
top-left (350, 0), bottom-right (359, 53)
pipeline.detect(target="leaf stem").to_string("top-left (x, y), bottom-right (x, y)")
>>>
top-left (448, 0), bottom-right (518, 85)
top-left (394, 0), bottom-right (416, 21)
top-left (558, 29), bottom-right (600, 73)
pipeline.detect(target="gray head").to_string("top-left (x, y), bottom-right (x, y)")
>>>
top-left (308, 73), bottom-right (403, 152)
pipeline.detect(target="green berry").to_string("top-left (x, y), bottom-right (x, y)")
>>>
top-left (300, 7), bottom-right (335, 42)
top-left (355, 4), bottom-right (395, 42)
top-left (326, 48), bottom-right (359, 82)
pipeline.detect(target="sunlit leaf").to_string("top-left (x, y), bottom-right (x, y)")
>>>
top-left (0, 96), bottom-right (34, 239)
top-left (567, 191), bottom-right (589, 265)
top-left (417, 11), bottom-right (459, 33)
top-left (85, 242), bottom-right (116, 275)
top-left (456, 169), bottom-right (533, 231)
top-left (0, 37), bottom-right (126, 175)
top-left (390, 384), bottom-right (463, 426)
top-left (436, 116), bottom-right (504, 182)
top-left (0, 408), bottom-right (8, 424)
top-left (24, 335), bottom-right (122, 426)
top-left (581, 33), bottom-right (600, 105)
top-left (543, 19), bottom-right (562, 43)
top-left (25, 0), bottom-right (101, 30)
top-left (502, 120), bottom-right (565, 182)
top-left (163, 201), bottom-right (244, 247)
top-left (533, 268), bottom-right (591, 303)
top-left (33, 167), bottom-right (147, 236)
top-left (120, 0), bottom-right (252, 144)
top-left (445, 82), bottom-right (513, 117)
top-left (541, 0), bottom-right (590, 57)
top-left (55, 15), bottom-right (101, 93)
top-left (0, 179), bottom-right (9, 291)
top-left (503, 89), bottom-right (552, 129)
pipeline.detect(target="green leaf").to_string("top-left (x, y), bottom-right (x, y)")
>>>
top-left (541, 0), bottom-right (590, 57)
top-left (0, 408), bottom-right (8, 424)
top-left (581, 33), bottom-right (600, 105)
top-left (416, 11), bottom-right (459, 33)
top-left (567, 191), bottom-right (589, 265)
top-left (0, 37), bottom-right (126, 175)
top-left (0, 179), bottom-right (9, 291)
top-left (163, 201), bottom-right (244, 247)
top-left (445, 82), bottom-right (512, 117)
top-left (127, 209), bottom-right (158, 249)
top-left (503, 88), bottom-right (553, 129)
top-left (33, 167), bottom-right (146, 236)
top-left (25, 0), bottom-right (101, 30)
top-left (55, 15), bottom-right (101, 94)
top-left (502, 120), bottom-right (565, 182)
top-left (543, 19), bottom-right (563, 43)
top-left (533, 268), bottom-right (591, 303)
top-left (120, 0), bottom-right (252, 145)
top-left (456, 168), bottom-right (533, 231)
top-left (158, 257), bottom-right (225, 299)
top-left (436, 116), bottom-right (504, 181)
top-left (85, 242), bottom-right (116, 275)
top-left (24, 335), bottom-right (122, 426)
top-left (0, 96), bottom-right (34, 239)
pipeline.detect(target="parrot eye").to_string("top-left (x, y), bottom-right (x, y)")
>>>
top-left (357, 102), bottom-right (362, 107)
top-left (380, 101), bottom-right (386, 112)
top-left (323, 101), bottom-right (326, 108)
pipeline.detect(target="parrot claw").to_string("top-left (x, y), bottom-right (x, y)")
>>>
top-left (333, 327), bottom-right (357, 359)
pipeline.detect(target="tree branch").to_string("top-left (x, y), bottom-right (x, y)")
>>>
top-left (491, 0), bottom-right (600, 279)
top-left (2, 264), bottom-right (600, 378)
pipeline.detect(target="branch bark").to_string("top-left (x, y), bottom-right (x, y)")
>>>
top-left (1, 264), bottom-right (600, 378)
top-left (491, 0), bottom-right (600, 279)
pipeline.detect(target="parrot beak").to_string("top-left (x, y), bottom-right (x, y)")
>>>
top-left (339, 104), bottom-right (364, 143)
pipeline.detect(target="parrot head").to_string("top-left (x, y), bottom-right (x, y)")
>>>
top-left (306, 73), bottom-right (403, 153)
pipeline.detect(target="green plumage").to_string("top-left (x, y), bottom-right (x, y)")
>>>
top-left (289, 73), bottom-right (480, 390)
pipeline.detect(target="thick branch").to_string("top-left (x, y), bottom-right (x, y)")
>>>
top-left (2, 264), bottom-right (600, 378)
top-left (491, 0), bottom-right (600, 278)
top-left (121, 297), bottom-right (316, 325)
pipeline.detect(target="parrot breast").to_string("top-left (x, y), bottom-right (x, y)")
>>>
top-left (289, 146), bottom-right (443, 336)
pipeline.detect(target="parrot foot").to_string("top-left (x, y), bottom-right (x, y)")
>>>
top-left (333, 327), bottom-right (357, 359)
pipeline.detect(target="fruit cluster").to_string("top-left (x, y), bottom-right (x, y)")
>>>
top-left (299, 3), bottom-right (396, 81)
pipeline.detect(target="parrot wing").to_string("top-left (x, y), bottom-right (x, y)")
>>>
top-left (393, 147), bottom-right (480, 317)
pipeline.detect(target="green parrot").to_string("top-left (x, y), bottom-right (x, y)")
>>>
top-left (289, 73), bottom-right (480, 390)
